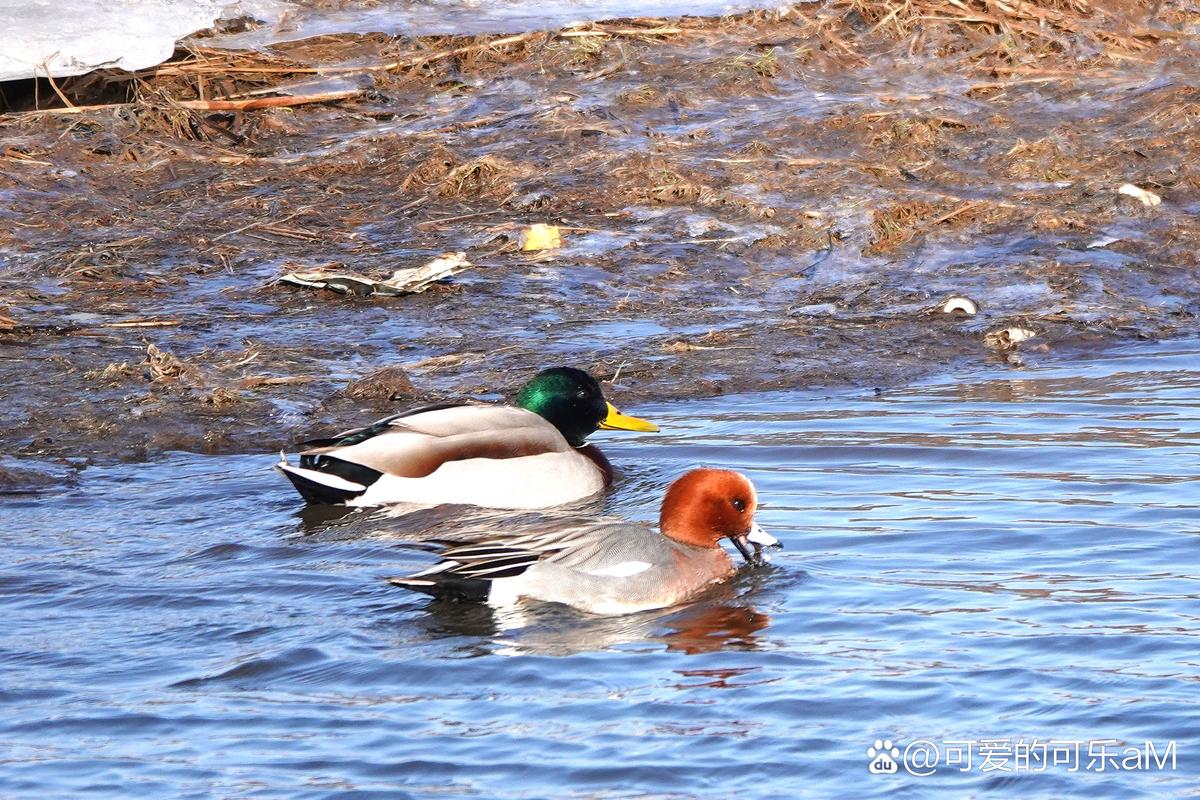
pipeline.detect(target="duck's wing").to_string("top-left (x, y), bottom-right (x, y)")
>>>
top-left (299, 404), bottom-right (571, 479)
top-left (387, 538), bottom-right (555, 601)
top-left (388, 522), bottom-right (664, 600)
top-left (297, 402), bottom-right (469, 450)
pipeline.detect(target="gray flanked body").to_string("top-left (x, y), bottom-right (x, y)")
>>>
top-left (393, 521), bottom-right (737, 615)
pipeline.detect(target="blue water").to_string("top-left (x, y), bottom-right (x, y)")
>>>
top-left (2, 339), bottom-right (1199, 797)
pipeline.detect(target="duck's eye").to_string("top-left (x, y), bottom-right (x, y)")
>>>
top-left (731, 497), bottom-right (746, 512)
top-left (576, 389), bottom-right (589, 399)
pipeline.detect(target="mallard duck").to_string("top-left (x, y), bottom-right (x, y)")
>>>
top-left (276, 367), bottom-right (658, 508)
top-left (389, 468), bottom-right (782, 615)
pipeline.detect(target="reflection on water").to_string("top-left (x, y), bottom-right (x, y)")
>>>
top-left (417, 586), bottom-right (772, 658)
top-left (3, 339), bottom-right (1200, 797)
top-left (659, 600), bottom-right (772, 656)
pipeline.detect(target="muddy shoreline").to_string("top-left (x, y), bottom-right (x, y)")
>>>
top-left (1, 3), bottom-right (1197, 470)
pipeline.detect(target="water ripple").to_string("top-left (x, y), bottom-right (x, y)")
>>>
top-left (2, 339), bottom-right (1199, 796)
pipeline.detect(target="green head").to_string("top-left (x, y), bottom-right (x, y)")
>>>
top-left (516, 367), bottom-right (658, 447)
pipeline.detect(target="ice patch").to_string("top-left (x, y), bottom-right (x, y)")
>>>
top-left (209, 0), bottom-right (789, 48)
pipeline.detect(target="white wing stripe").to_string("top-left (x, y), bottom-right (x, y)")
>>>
top-left (586, 561), bottom-right (653, 578)
top-left (276, 463), bottom-right (366, 492)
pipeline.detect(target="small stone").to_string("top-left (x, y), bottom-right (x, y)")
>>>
top-left (1117, 183), bottom-right (1162, 208)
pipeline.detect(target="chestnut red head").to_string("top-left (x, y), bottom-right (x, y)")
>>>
top-left (659, 468), bottom-right (780, 565)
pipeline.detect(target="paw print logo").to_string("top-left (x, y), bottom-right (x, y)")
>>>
top-left (867, 738), bottom-right (901, 774)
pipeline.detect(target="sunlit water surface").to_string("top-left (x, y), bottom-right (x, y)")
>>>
top-left (3, 339), bottom-right (1199, 797)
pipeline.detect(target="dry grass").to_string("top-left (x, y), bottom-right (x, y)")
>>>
top-left (614, 157), bottom-right (778, 218)
top-left (1002, 136), bottom-right (1076, 180)
top-left (836, 0), bottom-right (1165, 60)
top-left (399, 146), bottom-right (527, 198)
top-left (2, 0), bottom-right (1176, 116)
top-left (84, 361), bottom-right (139, 385)
top-left (865, 200), bottom-right (958, 254)
top-left (616, 85), bottom-right (664, 106)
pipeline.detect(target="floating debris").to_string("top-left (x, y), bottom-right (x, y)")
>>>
top-left (237, 375), bottom-right (317, 389)
top-left (520, 224), bottom-right (562, 252)
top-left (940, 296), bottom-right (979, 316)
top-left (1117, 184), bottom-right (1162, 208)
top-left (985, 327), bottom-right (1038, 349)
top-left (277, 252), bottom-right (472, 297)
top-left (1087, 235), bottom-right (1123, 249)
top-left (661, 340), bottom-right (752, 353)
top-left (145, 343), bottom-right (195, 383)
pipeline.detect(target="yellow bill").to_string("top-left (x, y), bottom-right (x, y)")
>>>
top-left (599, 401), bottom-right (659, 432)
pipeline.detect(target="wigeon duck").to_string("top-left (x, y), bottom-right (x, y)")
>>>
top-left (275, 367), bottom-right (658, 509)
top-left (389, 468), bottom-right (781, 615)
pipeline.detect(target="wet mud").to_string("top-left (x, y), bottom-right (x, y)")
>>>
top-left (1, 3), bottom-right (1197, 465)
